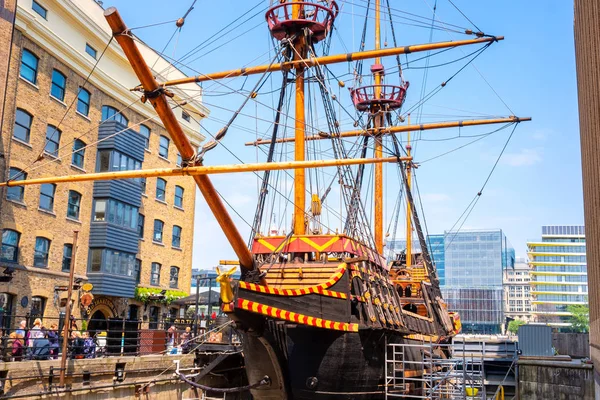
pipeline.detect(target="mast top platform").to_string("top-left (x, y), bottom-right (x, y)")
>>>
top-left (351, 82), bottom-right (410, 112)
top-left (266, 1), bottom-right (339, 42)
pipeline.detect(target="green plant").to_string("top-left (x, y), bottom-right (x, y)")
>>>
top-left (80, 319), bottom-right (88, 332)
top-left (507, 319), bottom-right (525, 334)
top-left (567, 303), bottom-right (590, 333)
top-left (134, 287), bottom-right (188, 305)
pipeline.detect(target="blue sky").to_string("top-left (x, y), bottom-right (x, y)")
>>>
top-left (108, 0), bottom-right (582, 268)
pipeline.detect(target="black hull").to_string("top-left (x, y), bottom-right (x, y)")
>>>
top-left (243, 321), bottom-right (423, 400)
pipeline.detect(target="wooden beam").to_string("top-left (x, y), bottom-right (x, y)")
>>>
top-left (160, 36), bottom-right (503, 86)
top-left (245, 116), bottom-right (532, 146)
top-left (0, 157), bottom-right (410, 187)
top-left (104, 7), bottom-right (255, 269)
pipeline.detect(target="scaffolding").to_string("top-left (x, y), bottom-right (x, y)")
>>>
top-left (385, 341), bottom-right (486, 399)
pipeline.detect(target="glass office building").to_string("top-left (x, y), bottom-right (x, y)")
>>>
top-left (427, 234), bottom-right (446, 286)
top-left (527, 226), bottom-right (587, 329)
top-left (439, 229), bottom-right (515, 334)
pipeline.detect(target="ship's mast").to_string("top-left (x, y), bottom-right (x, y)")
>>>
top-left (293, 0), bottom-right (307, 236)
top-left (373, 0), bottom-right (384, 254)
top-left (406, 115), bottom-right (412, 266)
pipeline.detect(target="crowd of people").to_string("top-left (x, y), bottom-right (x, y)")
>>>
top-left (4, 318), bottom-right (96, 361)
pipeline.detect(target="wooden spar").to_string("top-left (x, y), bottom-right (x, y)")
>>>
top-left (160, 36), bottom-right (503, 87)
top-left (374, 0), bottom-right (384, 254)
top-left (293, 0), bottom-right (307, 235)
top-left (245, 116), bottom-right (532, 146)
top-left (406, 115), bottom-right (412, 267)
top-left (104, 8), bottom-right (254, 270)
top-left (0, 157), bottom-right (410, 187)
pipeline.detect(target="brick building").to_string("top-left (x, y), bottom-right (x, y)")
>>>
top-left (0, 0), bottom-right (207, 331)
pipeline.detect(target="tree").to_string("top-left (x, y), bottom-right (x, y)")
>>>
top-left (567, 304), bottom-right (590, 333)
top-left (507, 319), bottom-right (525, 335)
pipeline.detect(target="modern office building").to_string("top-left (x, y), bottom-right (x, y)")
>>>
top-left (503, 257), bottom-right (532, 323)
top-left (527, 226), bottom-right (587, 328)
top-left (438, 229), bottom-right (515, 334)
top-left (0, 0), bottom-right (207, 330)
top-left (427, 234), bottom-right (446, 286)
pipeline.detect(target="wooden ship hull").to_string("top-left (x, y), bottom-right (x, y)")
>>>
top-left (221, 234), bottom-right (458, 399)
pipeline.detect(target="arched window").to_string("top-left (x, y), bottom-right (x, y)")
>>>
top-left (153, 220), bottom-right (164, 243)
top-left (14, 108), bottom-right (32, 143)
top-left (20, 49), bottom-right (38, 84)
top-left (156, 178), bottom-right (166, 201)
top-left (172, 226), bottom-right (182, 248)
top-left (67, 190), bottom-right (82, 220)
top-left (72, 139), bottom-right (86, 168)
top-left (77, 88), bottom-right (91, 116)
top-left (101, 105), bottom-right (128, 126)
top-left (174, 186), bottom-right (184, 208)
top-left (6, 167), bottom-right (26, 202)
top-left (159, 135), bottom-right (169, 158)
top-left (39, 183), bottom-right (56, 211)
top-left (169, 266), bottom-right (179, 288)
top-left (1, 229), bottom-right (20, 263)
top-left (44, 125), bottom-right (61, 157)
top-left (33, 237), bottom-right (51, 267)
top-left (50, 69), bottom-right (66, 101)
top-left (139, 124), bottom-right (150, 149)
top-left (151, 263), bottom-right (161, 286)
top-left (29, 296), bottom-right (46, 327)
top-left (62, 244), bottom-right (73, 272)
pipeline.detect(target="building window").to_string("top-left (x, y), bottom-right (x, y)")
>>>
top-left (172, 225), bottom-right (182, 248)
top-left (93, 199), bottom-right (138, 230)
top-left (77, 88), bottom-right (90, 116)
top-left (101, 105), bottom-right (128, 126)
top-left (140, 177), bottom-right (146, 194)
top-left (158, 135), bottom-right (169, 158)
top-left (93, 199), bottom-right (106, 221)
top-left (182, 110), bottom-right (190, 122)
top-left (151, 262), bottom-right (161, 286)
top-left (176, 153), bottom-right (182, 167)
top-left (174, 186), bottom-right (184, 208)
top-left (1, 230), bottom-right (20, 263)
top-left (67, 190), bottom-right (81, 220)
top-left (85, 43), bottom-right (97, 59)
top-left (149, 306), bottom-right (159, 329)
top-left (139, 124), bottom-right (150, 149)
top-left (32, 1), bottom-right (47, 19)
top-left (20, 49), bottom-right (38, 84)
top-left (62, 244), bottom-right (73, 272)
top-left (44, 125), bottom-right (61, 157)
top-left (137, 213), bottom-right (145, 239)
top-left (156, 178), bottom-right (166, 201)
top-left (72, 139), bottom-right (86, 168)
top-left (39, 183), bottom-right (56, 211)
top-left (153, 220), bottom-right (164, 243)
top-left (14, 108), bottom-right (32, 143)
top-left (169, 266), bottom-right (179, 288)
top-left (30, 296), bottom-right (46, 325)
top-left (33, 237), bottom-right (50, 267)
top-left (134, 259), bottom-right (141, 284)
top-left (88, 248), bottom-right (135, 276)
top-left (6, 168), bottom-right (26, 202)
top-left (50, 70), bottom-right (66, 101)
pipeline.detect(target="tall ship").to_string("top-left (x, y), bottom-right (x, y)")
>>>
top-left (2, 1), bottom-right (530, 398)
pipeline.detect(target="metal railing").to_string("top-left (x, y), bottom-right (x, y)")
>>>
top-left (0, 314), bottom-right (239, 362)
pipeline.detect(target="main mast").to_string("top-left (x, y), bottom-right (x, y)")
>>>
top-left (373, 0), bottom-right (384, 254)
top-left (293, 0), bottom-right (307, 235)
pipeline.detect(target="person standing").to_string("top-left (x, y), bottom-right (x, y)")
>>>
top-left (46, 323), bottom-right (59, 359)
top-left (27, 318), bottom-right (44, 356)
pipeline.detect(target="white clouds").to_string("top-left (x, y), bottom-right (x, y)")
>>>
top-left (501, 148), bottom-right (542, 167)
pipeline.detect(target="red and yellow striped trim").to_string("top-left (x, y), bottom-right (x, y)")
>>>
top-left (221, 302), bottom-right (234, 312)
top-left (239, 263), bottom-right (347, 299)
top-left (237, 299), bottom-right (359, 332)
